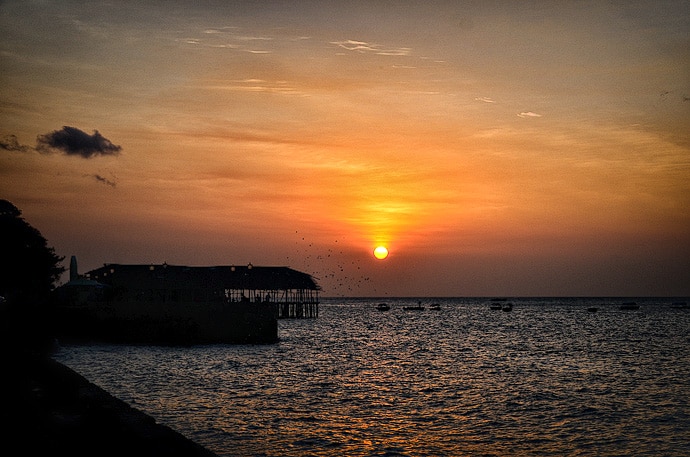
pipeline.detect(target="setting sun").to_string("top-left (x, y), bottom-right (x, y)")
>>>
top-left (373, 246), bottom-right (389, 260)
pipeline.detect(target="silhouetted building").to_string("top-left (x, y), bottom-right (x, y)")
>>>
top-left (53, 261), bottom-right (320, 345)
top-left (69, 255), bottom-right (78, 282)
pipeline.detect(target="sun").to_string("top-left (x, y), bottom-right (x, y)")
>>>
top-left (373, 246), bottom-right (389, 260)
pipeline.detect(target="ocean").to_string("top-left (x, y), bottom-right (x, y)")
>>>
top-left (53, 297), bottom-right (690, 456)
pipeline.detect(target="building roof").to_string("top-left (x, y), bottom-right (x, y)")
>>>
top-left (86, 263), bottom-right (320, 291)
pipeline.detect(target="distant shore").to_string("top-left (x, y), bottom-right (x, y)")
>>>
top-left (3, 354), bottom-right (219, 457)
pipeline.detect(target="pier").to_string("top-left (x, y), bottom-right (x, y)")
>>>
top-left (225, 286), bottom-right (319, 318)
top-left (276, 295), bottom-right (319, 318)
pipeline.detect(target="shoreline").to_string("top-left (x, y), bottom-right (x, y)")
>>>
top-left (3, 354), bottom-right (219, 457)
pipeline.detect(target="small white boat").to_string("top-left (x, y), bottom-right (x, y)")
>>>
top-left (403, 301), bottom-right (425, 311)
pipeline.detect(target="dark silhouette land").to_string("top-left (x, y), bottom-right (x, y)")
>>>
top-left (0, 199), bottom-right (218, 456)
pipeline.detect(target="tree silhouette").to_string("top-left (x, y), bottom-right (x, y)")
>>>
top-left (1, 199), bottom-right (65, 355)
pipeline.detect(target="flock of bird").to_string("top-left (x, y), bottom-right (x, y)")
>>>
top-left (285, 231), bottom-right (378, 296)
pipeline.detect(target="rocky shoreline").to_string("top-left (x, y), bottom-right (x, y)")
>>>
top-left (3, 354), bottom-right (219, 457)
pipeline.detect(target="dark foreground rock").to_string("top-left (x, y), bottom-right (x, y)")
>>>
top-left (2, 355), bottom-right (219, 457)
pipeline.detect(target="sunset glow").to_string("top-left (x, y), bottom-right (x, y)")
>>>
top-left (1, 1), bottom-right (688, 296)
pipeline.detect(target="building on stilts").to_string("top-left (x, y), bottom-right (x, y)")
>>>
top-left (53, 259), bottom-right (320, 345)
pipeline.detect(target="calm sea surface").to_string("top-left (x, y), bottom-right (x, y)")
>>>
top-left (54, 297), bottom-right (690, 456)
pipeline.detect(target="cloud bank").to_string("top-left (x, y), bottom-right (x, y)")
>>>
top-left (36, 126), bottom-right (121, 158)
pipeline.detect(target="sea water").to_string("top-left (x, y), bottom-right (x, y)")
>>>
top-left (54, 297), bottom-right (690, 456)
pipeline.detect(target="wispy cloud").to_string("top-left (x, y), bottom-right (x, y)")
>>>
top-left (518, 111), bottom-right (542, 118)
top-left (475, 97), bottom-right (496, 103)
top-left (203, 27), bottom-right (238, 34)
top-left (0, 134), bottom-right (31, 152)
top-left (179, 28), bottom-right (275, 53)
top-left (331, 40), bottom-right (411, 56)
top-left (36, 126), bottom-right (121, 158)
top-left (92, 174), bottom-right (117, 187)
top-left (201, 79), bottom-right (303, 95)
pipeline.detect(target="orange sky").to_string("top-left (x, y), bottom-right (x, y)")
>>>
top-left (2, 1), bottom-right (689, 296)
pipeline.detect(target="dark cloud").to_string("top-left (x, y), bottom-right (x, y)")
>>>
top-left (0, 134), bottom-right (31, 153)
top-left (36, 126), bottom-right (121, 158)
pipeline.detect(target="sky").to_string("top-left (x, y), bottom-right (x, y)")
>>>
top-left (1, 0), bottom-right (689, 297)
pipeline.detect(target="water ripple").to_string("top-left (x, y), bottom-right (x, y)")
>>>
top-left (55, 298), bottom-right (690, 456)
